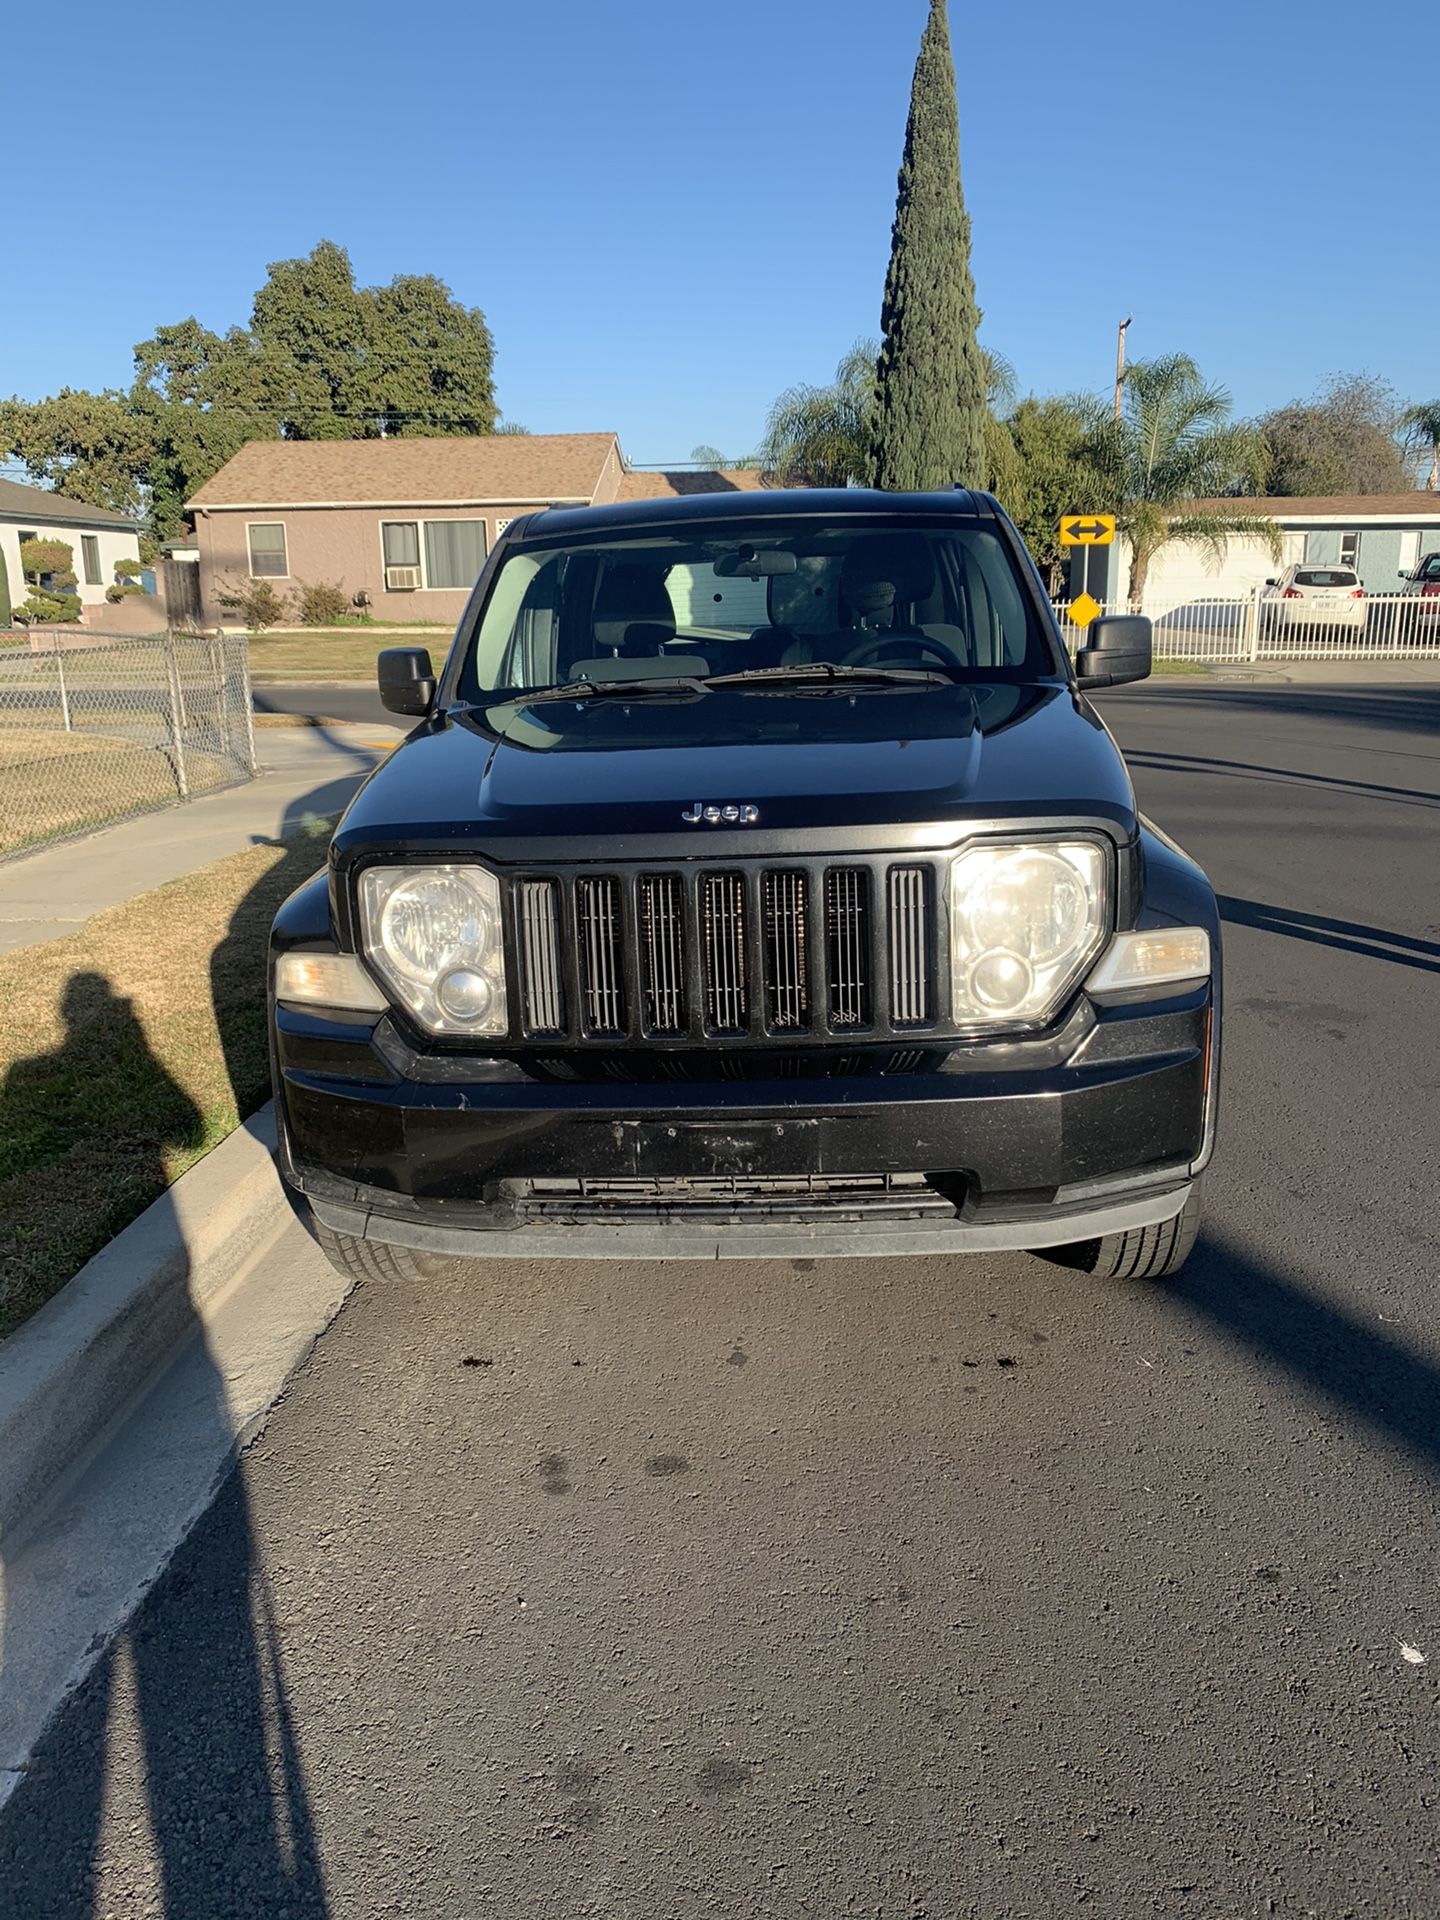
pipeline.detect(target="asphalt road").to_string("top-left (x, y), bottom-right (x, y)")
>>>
top-left (4, 682), bottom-right (1439, 1920)
top-left (254, 681), bottom-right (391, 726)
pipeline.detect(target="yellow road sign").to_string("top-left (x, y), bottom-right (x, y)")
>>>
top-left (1059, 513), bottom-right (1116, 547)
top-left (1067, 592), bottom-right (1102, 628)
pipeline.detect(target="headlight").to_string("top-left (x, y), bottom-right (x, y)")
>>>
top-left (359, 864), bottom-right (508, 1036)
top-left (950, 840), bottom-right (1107, 1027)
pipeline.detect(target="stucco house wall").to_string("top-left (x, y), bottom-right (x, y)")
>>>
top-left (195, 501), bottom-right (553, 626)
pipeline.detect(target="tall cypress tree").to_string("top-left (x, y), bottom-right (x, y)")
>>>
top-left (871, 0), bottom-right (988, 491)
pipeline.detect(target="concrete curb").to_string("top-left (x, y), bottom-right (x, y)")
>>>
top-left (0, 1106), bottom-right (290, 1542)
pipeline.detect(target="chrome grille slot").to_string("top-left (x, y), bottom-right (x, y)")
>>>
top-left (575, 875), bottom-right (625, 1035)
top-left (761, 870), bottom-right (810, 1031)
top-left (702, 872), bottom-right (748, 1034)
top-left (825, 868), bottom-right (871, 1029)
top-left (518, 878), bottom-right (564, 1034)
top-left (887, 866), bottom-right (931, 1026)
top-left (639, 873), bottom-right (685, 1034)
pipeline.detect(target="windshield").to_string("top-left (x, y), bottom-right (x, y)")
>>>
top-left (457, 519), bottom-right (1057, 700)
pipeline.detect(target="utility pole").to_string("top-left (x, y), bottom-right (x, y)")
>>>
top-left (1113, 315), bottom-right (1132, 422)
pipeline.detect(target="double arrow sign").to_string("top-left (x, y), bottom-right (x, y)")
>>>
top-left (1059, 513), bottom-right (1116, 546)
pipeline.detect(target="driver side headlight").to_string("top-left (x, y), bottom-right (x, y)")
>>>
top-left (358, 864), bottom-right (508, 1037)
top-left (950, 840), bottom-right (1107, 1027)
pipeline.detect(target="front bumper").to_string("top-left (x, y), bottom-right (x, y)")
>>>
top-left (274, 986), bottom-right (1215, 1260)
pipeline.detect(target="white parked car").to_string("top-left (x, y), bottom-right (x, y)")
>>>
top-left (1261, 564), bottom-right (1366, 631)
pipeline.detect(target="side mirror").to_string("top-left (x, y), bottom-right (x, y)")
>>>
top-left (1264, 577), bottom-right (1277, 587)
top-left (1075, 614), bottom-right (1152, 690)
top-left (378, 646), bottom-right (436, 717)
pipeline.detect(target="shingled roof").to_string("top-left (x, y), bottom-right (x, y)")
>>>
top-left (0, 474), bottom-right (139, 530)
top-left (187, 433), bottom-right (621, 509)
top-left (617, 468), bottom-right (770, 500)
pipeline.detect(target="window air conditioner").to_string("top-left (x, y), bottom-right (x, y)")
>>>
top-left (385, 565), bottom-right (421, 591)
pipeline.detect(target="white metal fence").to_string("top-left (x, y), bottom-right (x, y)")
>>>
top-left (1054, 590), bottom-right (1440, 663)
top-left (0, 631), bottom-right (256, 861)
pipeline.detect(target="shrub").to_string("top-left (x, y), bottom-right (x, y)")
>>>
top-left (113, 557), bottom-right (144, 581)
top-left (295, 579), bottom-right (350, 626)
top-left (18, 590), bottom-right (83, 624)
top-left (105, 582), bottom-right (145, 603)
top-left (217, 576), bottom-right (288, 632)
top-left (19, 537), bottom-right (74, 582)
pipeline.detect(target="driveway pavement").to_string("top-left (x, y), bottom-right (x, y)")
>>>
top-left (3, 683), bottom-right (1438, 1918)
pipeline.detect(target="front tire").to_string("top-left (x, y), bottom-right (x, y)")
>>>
top-left (313, 1217), bottom-right (441, 1283)
top-left (1038, 1181), bottom-right (1203, 1282)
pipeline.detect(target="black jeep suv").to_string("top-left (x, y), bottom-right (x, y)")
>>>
top-left (269, 489), bottom-right (1220, 1282)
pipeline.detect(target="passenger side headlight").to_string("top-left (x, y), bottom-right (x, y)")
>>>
top-left (358, 864), bottom-right (508, 1037)
top-left (950, 840), bottom-right (1107, 1027)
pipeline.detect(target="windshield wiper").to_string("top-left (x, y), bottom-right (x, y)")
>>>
top-left (702, 662), bottom-right (956, 689)
top-left (486, 674), bottom-right (709, 705)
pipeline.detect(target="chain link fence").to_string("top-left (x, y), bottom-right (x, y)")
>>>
top-left (0, 631), bottom-right (256, 861)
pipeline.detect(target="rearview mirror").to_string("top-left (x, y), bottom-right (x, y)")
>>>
top-left (1265, 577), bottom-right (1277, 587)
top-left (1074, 614), bottom-right (1152, 690)
top-left (378, 646), bottom-right (437, 717)
top-left (714, 546), bottom-right (798, 578)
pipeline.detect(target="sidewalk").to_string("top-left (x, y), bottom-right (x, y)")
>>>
top-left (1205, 657), bottom-right (1440, 685)
top-left (0, 722), bottom-right (400, 955)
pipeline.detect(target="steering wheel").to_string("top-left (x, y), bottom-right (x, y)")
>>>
top-left (842, 629), bottom-right (966, 673)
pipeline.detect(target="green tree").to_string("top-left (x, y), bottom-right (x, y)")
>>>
top-left (129, 318), bottom-right (272, 538)
top-left (1401, 399), bottom-right (1440, 492)
top-left (871, 0), bottom-right (987, 491)
top-left (759, 340), bottom-right (878, 487)
top-left (1001, 395), bottom-right (1110, 593)
top-left (1257, 373), bottom-right (1409, 497)
top-left (1088, 354), bottom-right (1278, 606)
top-left (0, 389), bottom-right (151, 518)
top-left (1, 240), bottom-right (499, 540)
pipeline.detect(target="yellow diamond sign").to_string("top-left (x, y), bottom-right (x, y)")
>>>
top-left (1068, 592), bottom-right (1101, 629)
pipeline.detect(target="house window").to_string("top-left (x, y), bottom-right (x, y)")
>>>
top-left (424, 520), bottom-right (488, 590)
top-left (1338, 531), bottom-right (1359, 570)
top-left (380, 518), bottom-right (487, 589)
top-left (247, 523), bottom-right (288, 577)
top-left (81, 535), bottom-right (102, 585)
top-left (382, 522), bottom-right (421, 569)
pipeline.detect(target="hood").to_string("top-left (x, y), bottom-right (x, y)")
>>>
top-left (331, 681), bottom-right (1136, 863)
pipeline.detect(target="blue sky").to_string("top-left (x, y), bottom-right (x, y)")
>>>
top-left (19, 0), bottom-right (1436, 463)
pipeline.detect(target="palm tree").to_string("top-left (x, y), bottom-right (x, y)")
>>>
top-left (1401, 400), bottom-right (1440, 491)
top-left (759, 341), bottom-right (878, 488)
top-left (1087, 354), bottom-right (1279, 606)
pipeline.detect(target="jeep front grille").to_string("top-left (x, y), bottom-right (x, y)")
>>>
top-left (508, 857), bottom-right (945, 1045)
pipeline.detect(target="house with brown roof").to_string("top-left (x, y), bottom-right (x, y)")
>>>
top-left (186, 436), bottom-right (770, 627)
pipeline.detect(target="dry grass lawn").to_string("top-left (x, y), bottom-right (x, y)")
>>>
top-left (0, 821), bottom-right (332, 1339)
top-left (0, 736), bottom-right (238, 858)
top-left (247, 629), bottom-right (445, 681)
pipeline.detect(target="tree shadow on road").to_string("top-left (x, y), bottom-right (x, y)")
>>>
top-left (0, 982), bottom-right (329, 1917)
